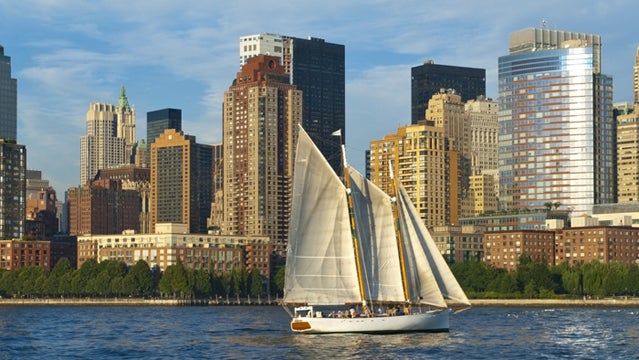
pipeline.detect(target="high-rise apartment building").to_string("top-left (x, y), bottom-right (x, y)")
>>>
top-left (634, 46), bottom-right (639, 105)
top-left (221, 55), bottom-right (302, 247)
top-left (411, 60), bottom-right (485, 123)
top-left (498, 28), bottom-right (615, 216)
top-left (240, 34), bottom-right (344, 173)
top-left (0, 45), bottom-right (17, 141)
top-left (80, 103), bottom-right (127, 183)
top-left (115, 86), bottom-right (136, 163)
top-left (208, 143), bottom-right (223, 231)
top-left (616, 103), bottom-right (639, 202)
top-left (425, 89), bottom-right (470, 157)
top-left (150, 129), bottom-right (212, 234)
top-left (0, 139), bottom-right (26, 239)
top-left (368, 121), bottom-right (461, 228)
top-left (466, 96), bottom-right (499, 175)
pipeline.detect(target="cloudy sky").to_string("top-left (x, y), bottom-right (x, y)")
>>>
top-left (1, 0), bottom-right (637, 193)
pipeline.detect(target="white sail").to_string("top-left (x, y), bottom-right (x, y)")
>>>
top-left (283, 128), bottom-right (361, 305)
top-left (396, 186), bottom-right (448, 308)
top-left (398, 186), bottom-right (470, 307)
top-left (348, 167), bottom-right (405, 302)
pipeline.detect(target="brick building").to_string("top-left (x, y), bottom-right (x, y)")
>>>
top-left (484, 230), bottom-right (556, 271)
top-left (68, 179), bottom-right (140, 236)
top-left (0, 240), bottom-right (50, 271)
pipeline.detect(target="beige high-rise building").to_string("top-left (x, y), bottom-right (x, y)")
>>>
top-left (617, 103), bottom-right (639, 202)
top-left (221, 55), bottom-right (302, 248)
top-left (150, 129), bottom-right (212, 234)
top-left (469, 173), bottom-right (498, 216)
top-left (466, 96), bottom-right (498, 175)
top-left (425, 89), bottom-right (469, 158)
top-left (369, 121), bottom-right (460, 228)
top-left (80, 103), bottom-right (126, 183)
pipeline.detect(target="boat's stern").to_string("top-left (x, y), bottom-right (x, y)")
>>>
top-left (291, 306), bottom-right (315, 332)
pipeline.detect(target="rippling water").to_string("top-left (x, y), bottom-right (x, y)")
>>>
top-left (0, 305), bottom-right (637, 359)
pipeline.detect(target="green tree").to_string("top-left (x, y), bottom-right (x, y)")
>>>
top-left (123, 260), bottom-right (155, 297)
top-left (249, 269), bottom-right (263, 297)
top-left (273, 265), bottom-right (285, 295)
top-left (193, 268), bottom-right (212, 298)
top-left (43, 258), bottom-right (74, 296)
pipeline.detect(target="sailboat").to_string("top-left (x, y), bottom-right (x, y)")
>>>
top-left (282, 126), bottom-right (471, 334)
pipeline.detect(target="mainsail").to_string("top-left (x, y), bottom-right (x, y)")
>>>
top-left (283, 129), bottom-right (360, 305)
top-left (348, 167), bottom-right (405, 302)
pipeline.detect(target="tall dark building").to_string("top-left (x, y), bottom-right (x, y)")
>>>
top-left (411, 60), bottom-right (486, 123)
top-left (0, 45), bottom-right (17, 141)
top-left (0, 139), bottom-right (26, 239)
top-left (146, 108), bottom-right (182, 146)
top-left (240, 34), bottom-right (345, 173)
top-left (150, 129), bottom-right (212, 234)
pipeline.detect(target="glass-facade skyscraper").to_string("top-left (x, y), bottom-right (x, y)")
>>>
top-left (0, 45), bottom-right (17, 141)
top-left (498, 29), bottom-right (615, 216)
top-left (147, 108), bottom-right (182, 146)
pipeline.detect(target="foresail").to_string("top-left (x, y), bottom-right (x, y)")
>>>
top-left (283, 128), bottom-right (361, 305)
top-left (397, 188), bottom-right (447, 308)
top-left (348, 167), bottom-right (405, 303)
top-left (398, 186), bottom-right (470, 307)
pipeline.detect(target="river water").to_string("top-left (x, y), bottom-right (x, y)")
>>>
top-left (0, 305), bottom-right (637, 359)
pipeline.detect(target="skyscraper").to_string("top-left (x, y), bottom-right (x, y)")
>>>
top-left (146, 108), bottom-right (182, 148)
top-left (634, 46), bottom-right (639, 105)
top-left (616, 104), bottom-right (639, 202)
top-left (0, 45), bottom-right (17, 141)
top-left (411, 61), bottom-right (485, 123)
top-left (150, 129), bottom-right (212, 234)
top-left (221, 55), bottom-right (302, 246)
top-left (498, 28), bottom-right (615, 216)
top-left (115, 86), bottom-right (136, 163)
top-left (0, 139), bottom-right (26, 239)
top-left (368, 121), bottom-right (461, 228)
top-left (80, 103), bottom-right (126, 183)
top-left (240, 34), bottom-right (344, 173)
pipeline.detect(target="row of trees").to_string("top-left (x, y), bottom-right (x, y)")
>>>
top-left (0, 258), bottom-right (276, 299)
top-left (2, 255), bottom-right (638, 300)
top-left (451, 256), bottom-right (639, 298)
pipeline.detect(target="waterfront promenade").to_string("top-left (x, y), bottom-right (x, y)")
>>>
top-left (1, 297), bottom-right (638, 307)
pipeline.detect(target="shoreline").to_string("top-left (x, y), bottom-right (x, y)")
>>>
top-left (469, 298), bottom-right (639, 307)
top-left (1, 297), bottom-right (638, 307)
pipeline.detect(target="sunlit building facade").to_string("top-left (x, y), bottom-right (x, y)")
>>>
top-left (498, 29), bottom-right (615, 217)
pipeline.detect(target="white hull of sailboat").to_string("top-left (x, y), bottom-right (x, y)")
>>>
top-left (290, 309), bottom-right (450, 334)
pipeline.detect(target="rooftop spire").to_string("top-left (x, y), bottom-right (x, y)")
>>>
top-left (117, 85), bottom-right (130, 110)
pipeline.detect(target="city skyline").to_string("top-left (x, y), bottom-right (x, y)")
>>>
top-left (1, 0), bottom-right (637, 193)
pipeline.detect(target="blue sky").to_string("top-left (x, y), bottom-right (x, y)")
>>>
top-left (1, 0), bottom-right (637, 194)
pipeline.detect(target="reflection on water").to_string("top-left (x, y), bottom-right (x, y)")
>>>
top-left (0, 305), bottom-right (637, 359)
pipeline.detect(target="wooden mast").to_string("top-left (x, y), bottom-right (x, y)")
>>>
top-left (389, 161), bottom-right (410, 302)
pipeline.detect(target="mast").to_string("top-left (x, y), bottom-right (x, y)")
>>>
top-left (337, 130), bottom-right (367, 303)
top-left (389, 161), bottom-right (410, 302)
